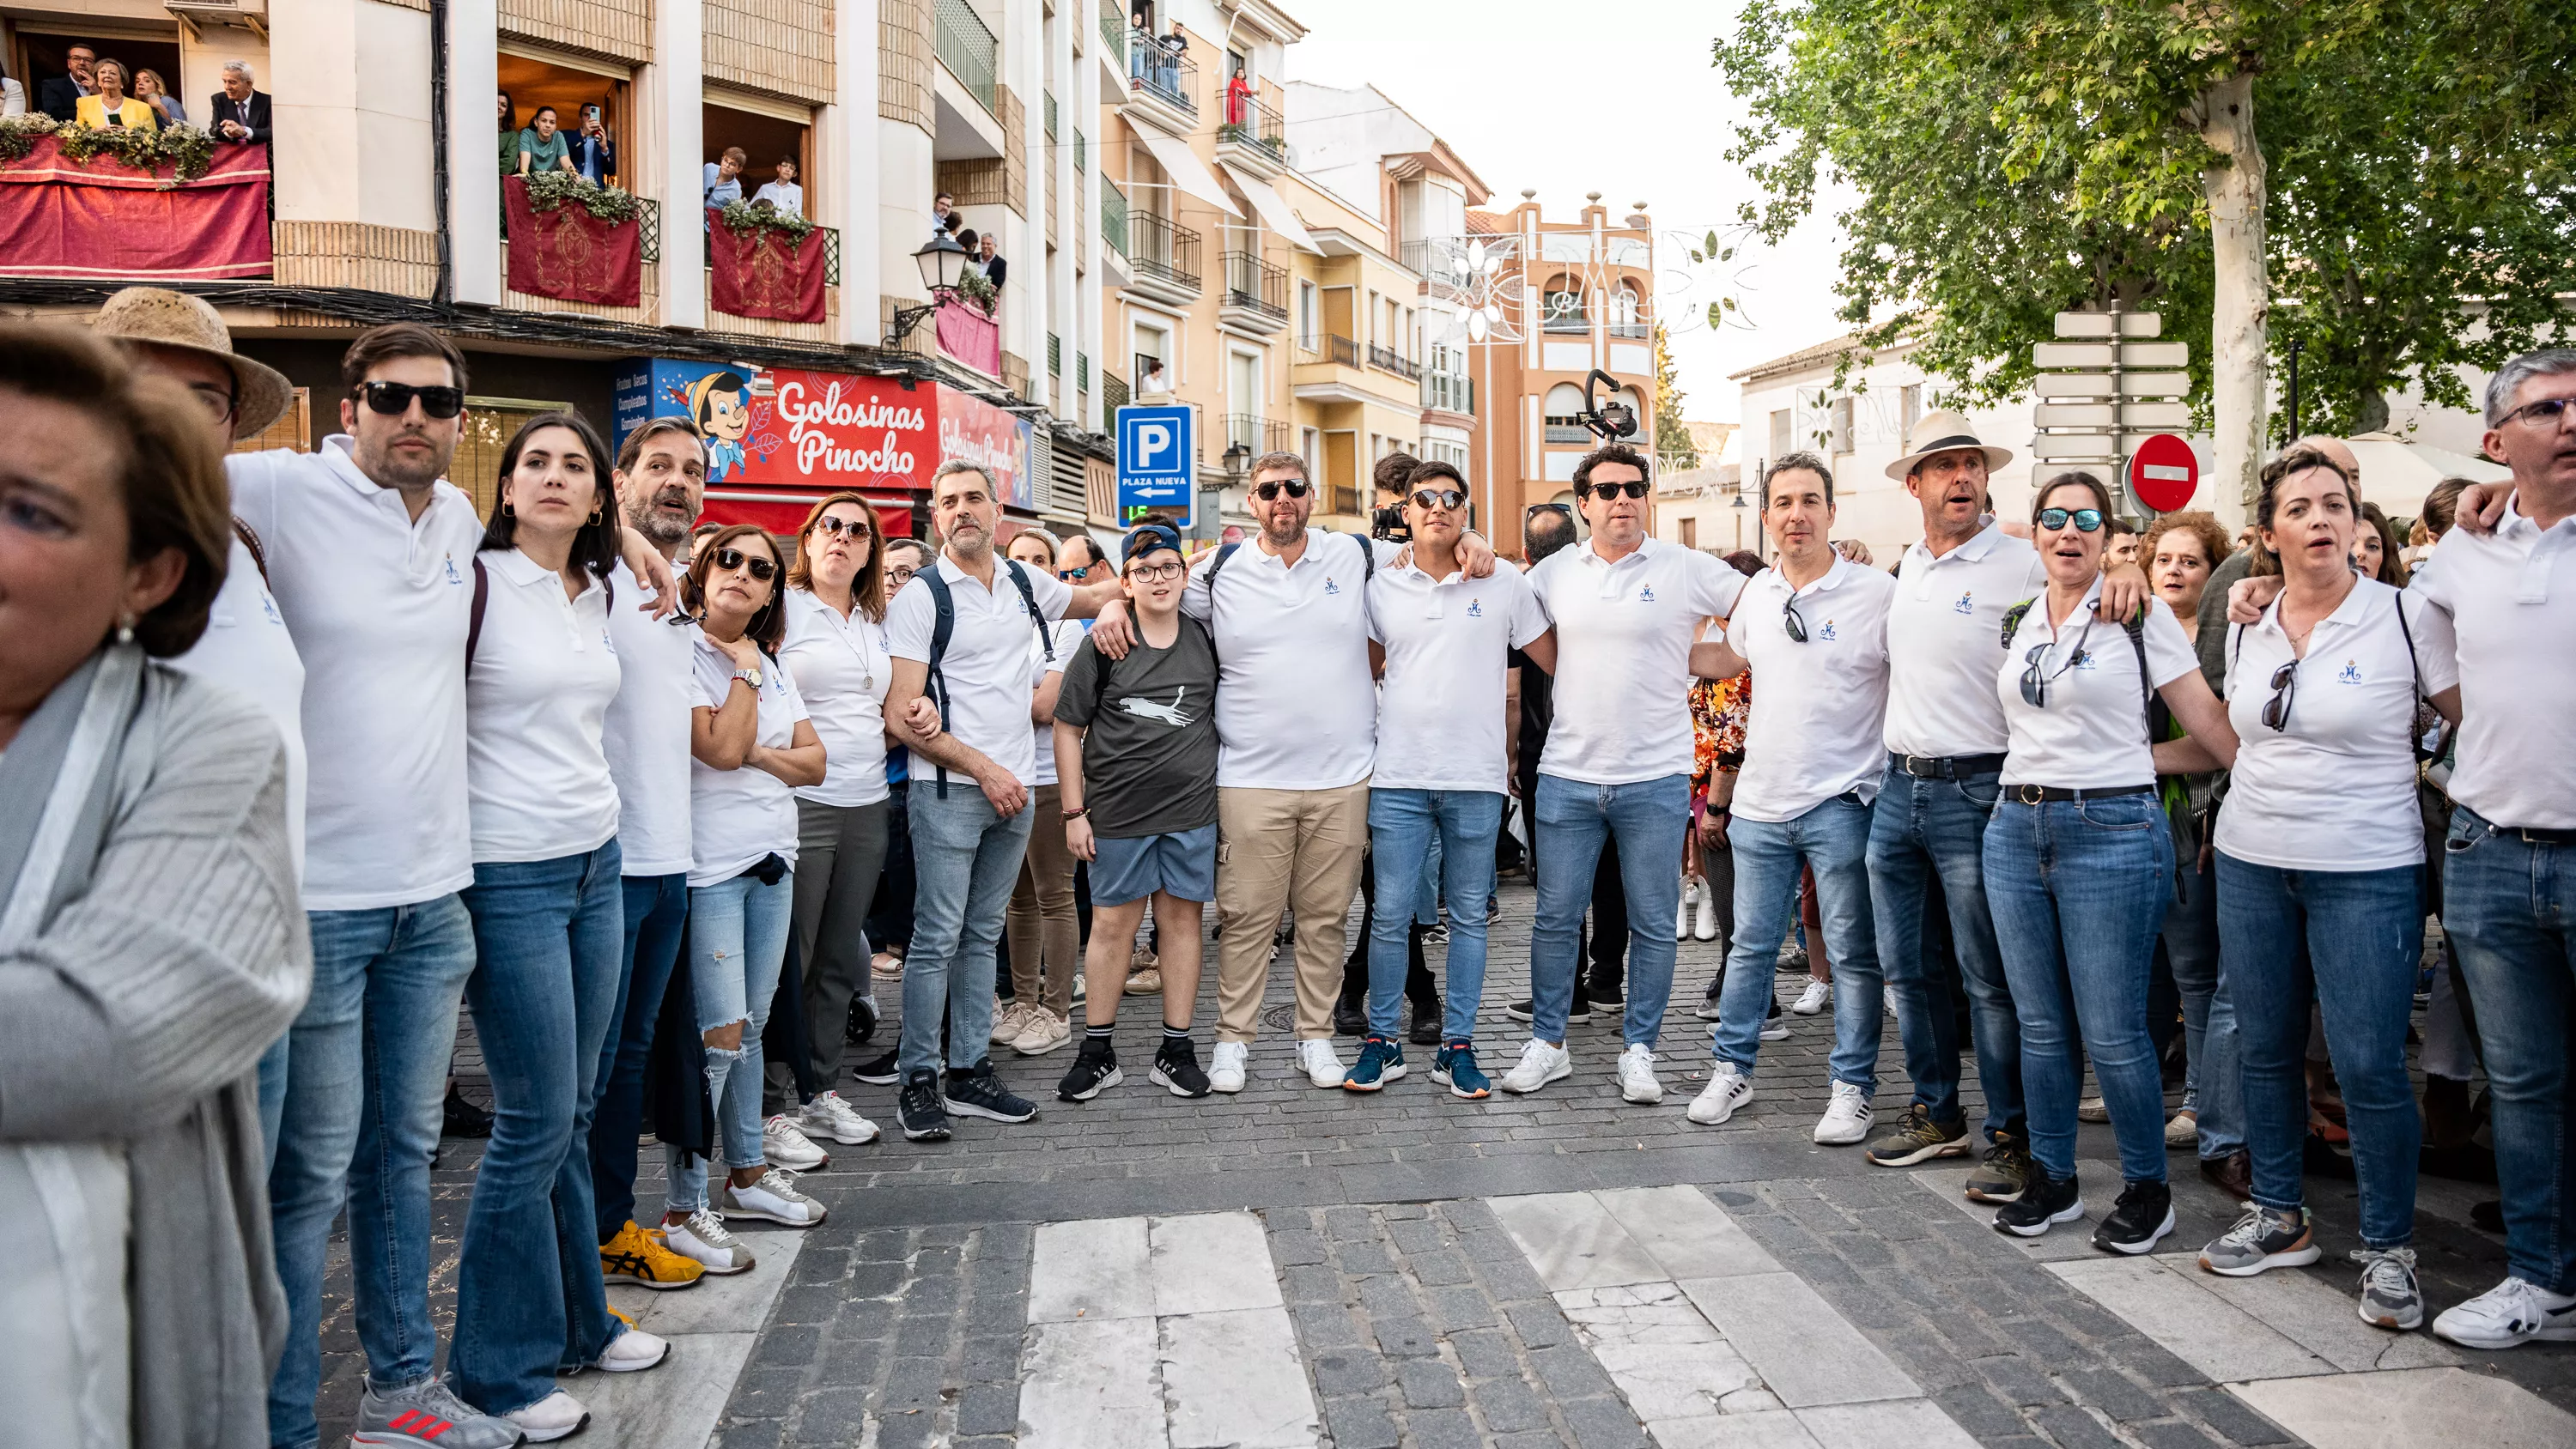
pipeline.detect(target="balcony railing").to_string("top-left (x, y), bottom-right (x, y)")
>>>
top-left (1367, 343), bottom-right (1421, 380)
top-left (1099, 0), bottom-right (1125, 64)
top-left (1220, 413), bottom-right (1291, 459)
top-left (1299, 333), bottom-right (1361, 367)
top-left (1100, 174), bottom-right (1128, 258)
top-left (1424, 372), bottom-right (1473, 415)
top-left (1544, 422), bottom-right (1594, 444)
top-left (1103, 369), bottom-right (1130, 414)
top-left (1216, 92), bottom-right (1286, 161)
top-left (1220, 250), bottom-right (1288, 318)
top-left (1128, 211), bottom-right (1200, 290)
top-left (935, 0), bottom-right (999, 114)
top-left (1541, 307), bottom-right (1590, 334)
top-left (1128, 28), bottom-right (1198, 113)
top-left (1607, 316), bottom-right (1649, 339)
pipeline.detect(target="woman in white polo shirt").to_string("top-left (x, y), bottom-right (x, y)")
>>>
top-left (1984, 471), bottom-right (2238, 1255)
top-left (453, 412), bottom-right (668, 1433)
top-left (2190, 449), bottom-right (2459, 1331)
top-left (666, 523), bottom-right (832, 1234)
top-left (778, 492), bottom-right (893, 1151)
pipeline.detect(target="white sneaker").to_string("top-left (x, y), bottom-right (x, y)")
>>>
top-left (800, 1090), bottom-right (881, 1146)
top-left (1298, 1039), bottom-right (1347, 1088)
top-left (1814, 1081), bottom-right (1873, 1144)
top-left (1012, 1009), bottom-right (1072, 1056)
top-left (503, 1389), bottom-right (589, 1443)
top-left (1760, 1019), bottom-right (1789, 1041)
top-left (1616, 1044), bottom-right (1663, 1104)
top-left (720, 1167), bottom-right (827, 1227)
top-left (1790, 979), bottom-right (1830, 1016)
top-left (1687, 1061), bottom-right (1753, 1125)
top-left (663, 1208), bottom-right (756, 1274)
top-left (2432, 1275), bottom-right (2576, 1349)
top-left (762, 1113), bottom-right (828, 1171)
top-left (1499, 1038), bottom-right (1571, 1094)
top-left (1208, 1040), bottom-right (1249, 1094)
top-left (1676, 878), bottom-right (1698, 941)
top-left (1692, 894), bottom-right (1720, 942)
top-left (596, 1325), bottom-right (670, 1373)
top-left (990, 1001), bottom-right (1034, 1045)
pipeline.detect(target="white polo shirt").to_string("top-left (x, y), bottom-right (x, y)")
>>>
top-left (1030, 619), bottom-right (1083, 787)
top-left (782, 587), bottom-right (894, 808)
top-left (2215, 580), bottom-right (2454, 870)
top-left (465, 549), bottom-right (622, 864)
top-left (688, 637), bottom-right (811, 886)
top-left (603, 560), bottom-right (697, 877)
top-left (1368, 558), bottom-right (1552, 793)
top-left (1726, 556), bottom-right (1897, 821)
top-left (1182, 529), bottom-right (1385, 791)
top-left (1994, 580), bottom-right (2198, 790)
top-left (1885, 524), bottom-right (2049, 759)
top-left (1526, 536), bottom-right (1748, 785)
top-left (228, 438), bottom-right (481, 912)
top-left (885, 552), bottom-right (1072, 786)
top-left (169, 536), bottom-right (307, 882)
top-left (2410, 502), bottom-right (2576, 829)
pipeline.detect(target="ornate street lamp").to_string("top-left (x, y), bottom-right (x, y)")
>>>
top-left (888, 234), bottom-right (975, 345)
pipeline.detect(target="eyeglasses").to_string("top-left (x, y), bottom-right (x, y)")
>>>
top-left (2500, 395), bottom-right (2576, 430)
top-left (812, 516), bottom-right (871, 541)
top-left (2261, 660), bottom-right (2299, 731)
top-left (1409, 488), bottom-right (1467, 512)
top-left (887, 563), bottom-right (919, 587)
top-left (1254, 477), bottom-right (1311, 500)
top-left (2017, 611), bottom-right (2097, 708)
top-left (1129, 560), bottom-right (1188, 582)
top-left (356, 380), bottom-right (465, 420)
top-left (1783, 594), bottom-right (1808, 643)
top-left (713, 547), bottom-right (777, 582)
top-left (2036, 506), bottom-right (2105, 534)
top-left (1579, 479), bottom-right (1651, 500)
top-left (185, 381), bottom-right (236, 425)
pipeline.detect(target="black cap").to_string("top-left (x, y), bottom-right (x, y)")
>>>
top-left (1124, 523), bottom-right (1182, 563)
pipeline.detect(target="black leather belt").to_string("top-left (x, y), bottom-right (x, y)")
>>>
top-left (1890, 751), bottom-right (2007, 779)
top-left (2004, 783), bottom-right (2154, 804)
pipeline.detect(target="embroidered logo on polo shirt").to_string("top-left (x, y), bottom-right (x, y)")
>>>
top-left (1953, 590), bottom-right (1974, 615)
top-left (1467, 599), bottom-right (1485, 617)
top-left (1638, 584), bottom-right (1656, 603)
top-left (261, 594), bottom-right (283, 625)
top-left (2071, 649), bottom-right (2097, 670)
top-left (444, 555), bottom-right (463, 585)
top-left (1820, 619), bottom-right (1839, 641)
top-left (2337, 659), bottom-right (2364, 684)
top-left (603, 628), bottom-right (617, 656)
top-left (1324, 578), bottom-right (1342, 595)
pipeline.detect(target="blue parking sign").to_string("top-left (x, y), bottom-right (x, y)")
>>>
top-left (1116, 405), bottom-right (1195, 528)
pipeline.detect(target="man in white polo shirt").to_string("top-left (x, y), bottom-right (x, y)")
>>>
top-left (1501, 441), bottom-right (1749, 1105)
top-left (884, 460), bottom-right (1129, 1142)
top-left (1686, 452), bottom-right (1898, 1139)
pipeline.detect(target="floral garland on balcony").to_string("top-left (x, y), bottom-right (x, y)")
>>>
top-left (0, 112), bottom-right (57, 164)
top-left (52, 120), bottom-right (219, 182)
top-left (715, 197), bottom-right (816, 243)
top-left (954, 267), bottom-right (998, 311)
top-left (522, 168), bottom-right (641, 225)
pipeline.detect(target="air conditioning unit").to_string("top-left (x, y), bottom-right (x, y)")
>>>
top-left (167, 0), bottom-right (268, 39)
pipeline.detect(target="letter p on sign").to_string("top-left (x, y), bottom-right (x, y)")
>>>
top-left (1135, 423), bottom-right (1172, 468)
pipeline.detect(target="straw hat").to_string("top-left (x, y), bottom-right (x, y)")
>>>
top-left (1885, 409), bottom-right (2013, 481)
top-left (92, 287), bottom-right (295, 437)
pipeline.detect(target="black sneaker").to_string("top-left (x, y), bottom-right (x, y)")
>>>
top-left (1150, 1040), bottom-right (1212, 1098)
top-left (1333, 996), bottom-right (1367, 1037)
top-left (1057, 1039), bottom-right (1122, 1102)
top-left (1407, 998), bottom-right (1443, 1047)
top-left (896, 1070), bottom-right (951, 1142)
top-left (1504, 997), bottom-right (1590, 1025)
top-left (1994, 1169), bottom-right (2084, 1238)
top-left (852, 1049), bottom-right (901, 1086)
top-left (2092, 1179), bottom-right (2176, 1256)
top-left (442, 1082), bottom-right (494, 1139)
top-left (845, 995), bottom-right (878, 1046)
top-left (1587, 980), bottom-right (1625, 1009)
top-left (944, 1060), bottom-right (1038, 1123)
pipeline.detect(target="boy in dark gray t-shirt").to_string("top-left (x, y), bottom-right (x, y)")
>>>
top-left (1050, 524), bottom-right (1219, 1101)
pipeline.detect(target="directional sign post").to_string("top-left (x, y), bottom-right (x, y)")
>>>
top-left (2129, 433), bottom-right (2200, 512)
top-left (1116, 404), bottom-right (1196, 530)
top-left (2031, 309), bottom-right (2189, 515)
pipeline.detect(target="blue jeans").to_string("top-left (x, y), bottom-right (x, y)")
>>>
top-left (1416, 828), bottom-right (1445, 927)
top-left (1370, 789), bottom-right (1504, 1040)
top-left (2216, 853), bottom-right (2422, 1248)
top-left (2439, 807), bottom-right (2576, 1293)
top-left (453, 843), bottom-right (626, 1414)
top-left (592, 872), bottom-right (688, 1240)
top-left (1982, 795), bottom-right (2172, 1184)
top-left (265, 895), bottom-right (477, 1449)
top-left (2164, 839), bottom-right (2245, 1159)
top-left (900, 779), bottom-right (1034, 1078)
top-left (1528, 773), bottom-right (1690, 1046)
top-left (666, 868), bottom-right (793, 1212)
top-left (1713, 795), bottom-right (1882, 1088)
top-left (1868, 769), bottom-right (2020, 1138)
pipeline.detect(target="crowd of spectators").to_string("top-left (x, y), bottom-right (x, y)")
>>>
top-left (5, 45), bottom-right (269, 148)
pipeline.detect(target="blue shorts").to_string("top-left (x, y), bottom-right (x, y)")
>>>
top-left (1089, 822), bottom-right (1218, 906)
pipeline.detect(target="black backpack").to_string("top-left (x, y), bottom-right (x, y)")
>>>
top-left (919, 557), bottom-right (1054, 797)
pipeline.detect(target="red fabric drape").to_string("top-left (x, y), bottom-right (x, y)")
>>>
top-left (708, 217), bottom-right (828, 324)
top-left (0, 135), bottom-right (271, 280)
top-left (503, 176), bottom-right (642, 307)
top-left (935, 299), bottom-right (1001, 374)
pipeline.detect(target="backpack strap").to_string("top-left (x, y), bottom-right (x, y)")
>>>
top-left (465, 555), bottom-right (489, 676)
top-left (1203, 540), bottom-right (1242, 591)
top-left (2120, 609), bottom-right (2151, 731)
top-left (1999, 598), bottom-right (2034, 649)
top-left (2391, 590), bottom-right (2448, 764)
top-left (1349, 531), bottom-right (1376, 583)
top-left (922, 567), bottom-right (956, 798)
top-left (231, 517), bottom-right (270, 584)
top-left (1003, 558), bottom-right (1054, 659)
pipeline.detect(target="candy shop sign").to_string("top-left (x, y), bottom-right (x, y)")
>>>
top-left (770, 371), bottom-right (931, 483)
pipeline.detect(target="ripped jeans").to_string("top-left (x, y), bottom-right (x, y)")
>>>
top-left (666, 864), bottom-right (793, 1212)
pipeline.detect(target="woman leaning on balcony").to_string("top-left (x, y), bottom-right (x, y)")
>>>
top-left (76, 58), bottom-right (158, 131)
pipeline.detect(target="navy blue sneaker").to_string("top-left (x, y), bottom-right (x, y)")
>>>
top-left (1431, 1041), bottom-right (1490, 1099)
top-left (1344, 1035), bottom-right (1406, 1092)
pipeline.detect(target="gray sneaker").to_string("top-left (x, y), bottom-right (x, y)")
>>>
top-left (2353, 1246), bottom-right (2424, 1331)
top-left (353, 1376), bottom-right (526, 1448)
top-left (2197, 1205), bottom-right (2320, 1277)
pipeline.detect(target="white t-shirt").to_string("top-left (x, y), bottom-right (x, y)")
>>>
top-left (465, 549), bottom-right (622, 864)
top-left (1994, 580), bottom-right (2199, 790)
top-left (228, 438), bottom-right (481, 912)
top-left (1726, 557), bottom-right (1897, 822)
top-left (1885, 525), bottom-right (2049, 759)
top-left (885, 552), bottom-right (1073, 786)
top-left (603, 561), bottom-right (697, 877)
top-left (687, 637), bottom-right (811, 886)
top-left (1367, 558), bottom-right (1551, 793)
top-left (1525, 536), bottom-right (1749, 785)
top-left (2409, 503), bottom-right (2576, 829)
top-left (1029, 620), bottom-right (1083, 787)
top-left (1181, 529), bottom-right (1386, 791)
top-left (781, 588), bottom-right (893, 808)
top-left (2215, 580), bottom-right (2453, 870)
top-left (168, 536), bottom-right (308, 882)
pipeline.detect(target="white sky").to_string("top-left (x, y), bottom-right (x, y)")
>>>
top-left (1275, 0), bottom-right (1856, 429)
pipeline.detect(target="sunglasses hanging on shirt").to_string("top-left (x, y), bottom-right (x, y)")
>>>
top-left (1783, 594), bottom-right (1809, 643)
top-left (2017, 609), bottom-right (2098, 708)
top-left (2261, 659), bottom-right (2299, 731)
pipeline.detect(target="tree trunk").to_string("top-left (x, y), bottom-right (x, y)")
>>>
top-left (2197, 70), bottom-right (2268, 512)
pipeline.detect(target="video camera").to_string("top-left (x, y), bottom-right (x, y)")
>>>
top-left (1579, 368), bottom-right (1637, 442)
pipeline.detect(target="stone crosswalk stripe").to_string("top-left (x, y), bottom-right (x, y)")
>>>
top-left (592, 1228), bottom-right (808, 1449)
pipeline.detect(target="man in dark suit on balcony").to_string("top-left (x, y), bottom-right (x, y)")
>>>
top-left (38, 43), bottom-right (98, 122)
top-left (209, 60), bottom-right (271, 149)
top-left (977, 233), bottom-right (1007, 296)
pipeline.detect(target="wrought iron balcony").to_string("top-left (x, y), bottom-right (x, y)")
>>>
top-left (935, 0), bottom-right (999, 114)
top-left (1221, 250), bottom-right (1288, 319)
top-left (1128, 211), bottom-right (1200, 291)
top-left (1128, 28), bottom-right (1198, 114)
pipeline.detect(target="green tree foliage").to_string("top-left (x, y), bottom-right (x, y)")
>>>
top-left (1653, 322), bottom-right (1701, 469)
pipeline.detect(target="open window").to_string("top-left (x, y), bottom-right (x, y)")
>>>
top-left (703, 87), bottom-right (813, 220)
top-left (12, 27), bottom-right (183, 118)
top-left (498, 45), bottom-right (631, 188)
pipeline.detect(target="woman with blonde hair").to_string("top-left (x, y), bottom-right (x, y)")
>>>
top-left (131, 67), bottom-right (184, 125)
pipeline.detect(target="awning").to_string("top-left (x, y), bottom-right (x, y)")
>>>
top-left (1130, 126), bottom-right (1242, 218)
top-left (1220, 163), bottom-right (1323, 254)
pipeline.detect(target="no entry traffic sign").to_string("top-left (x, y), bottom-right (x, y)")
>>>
top-left (2129, 433), bottom-right (2199, 512)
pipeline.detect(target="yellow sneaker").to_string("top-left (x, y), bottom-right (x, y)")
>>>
top-left (600, 1219), bottom-right (706, 1291)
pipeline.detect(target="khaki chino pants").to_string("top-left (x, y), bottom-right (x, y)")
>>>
top-left (1215, 782), bottom-right (1371, 1043)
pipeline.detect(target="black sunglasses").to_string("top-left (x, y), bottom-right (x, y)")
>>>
top-left (2261, 659), bottom-right (2298, 732)
top-left (356, 380), bottom-right (465, 420)
top-left (813, 515), bottom-right (872, 540)
top-left (1783, 594), bottom-right (1808, 643)
top-left (2036, 506), bottom-right (2105, 533)
top-left (714, 547), bottom-right (777, 582)
top-left (1579, 479), bottom-right (1651, 500)
top-left (1254, 477), bottom-right (1311, 500)
top-left (1409, 487), bottom-right (1467, 512)
top-left (2017, 612), bottom-right (2096, 709)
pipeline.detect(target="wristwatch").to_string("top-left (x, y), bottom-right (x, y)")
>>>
top-left (733, 665), bottom-right (763, 690)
